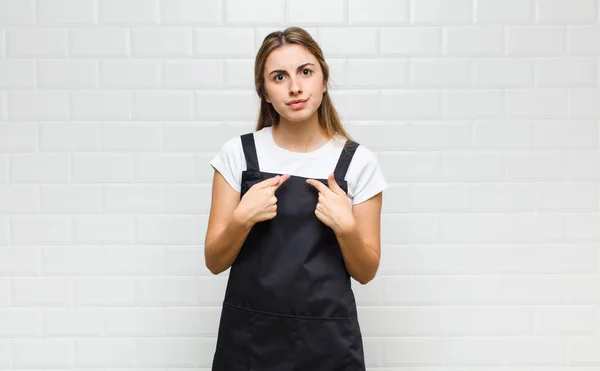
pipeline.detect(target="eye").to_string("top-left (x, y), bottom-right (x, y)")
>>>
top-left (274, 74), bottom-right (285, 81)
top-left (302, 68), bottom-right (312, 75)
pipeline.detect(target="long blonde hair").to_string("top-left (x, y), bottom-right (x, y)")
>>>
top-left (254, 27), bottom-right (353, 141)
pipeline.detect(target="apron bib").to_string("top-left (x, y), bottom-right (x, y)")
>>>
top-left (212, 132), bottom-right (366, 371)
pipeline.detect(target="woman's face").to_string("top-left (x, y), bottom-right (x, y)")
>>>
top-left (262, 44), bottom-right (327, 123)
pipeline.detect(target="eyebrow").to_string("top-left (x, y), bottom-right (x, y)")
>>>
top-left (268, 62), bottom-right (315, 76)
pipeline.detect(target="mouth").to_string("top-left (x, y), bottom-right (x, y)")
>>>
top-left (287, 98), bottom-right (309, 108)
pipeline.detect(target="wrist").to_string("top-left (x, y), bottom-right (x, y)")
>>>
top-left (233, 207), bottom-right (253, 230)
top-left (336, 215), bottom-right (356, 237)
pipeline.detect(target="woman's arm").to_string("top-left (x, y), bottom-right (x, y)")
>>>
top-left (334, 192), bottom-right (383, 285)
top-left (204, 170), bottom-right (253, 275)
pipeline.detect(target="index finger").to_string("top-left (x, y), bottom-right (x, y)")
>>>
top-left (271, 173), bottom-right (291, 190)
top-left (306, 178), bottom-right (328, 193)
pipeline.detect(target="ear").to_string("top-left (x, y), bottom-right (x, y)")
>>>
top-left (264, 94), bottom-right (271, 103)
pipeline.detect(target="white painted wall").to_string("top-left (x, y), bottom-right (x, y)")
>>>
top-left (0, 0), bottom-right (599, 369)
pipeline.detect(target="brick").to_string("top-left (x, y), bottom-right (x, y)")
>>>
top-left (105, 309), bottom-right (164, 336)
top-left (537, 184), bottom-right (599, 212)
top-left (43, 309), bottom-right (104, 336)
top-left (195, 28), bottom-right (255, 57)
top-left (349, 0), bottom-right (408, 24)
top-left (10, 154), bottom-right (69, 183)
top-left (75, 278), bottom-right (134, 305)
top-left (101, 122), bottom-right (161, 151)
top-left (226, 0), bottom-right (284, 24)
top-left (411, 0), bottom-right (472, 24)
top-left (223, 59), bottom-right (253, 88)
top-left (289, 0), bottom-right (344, 24)
top-left (165, 60), bottom-right (224, 88)
top-left (195, 91), bottom-right (258, 120)
top-left (0, 247), bottom-right (39, 276)
top-left (99, 0), bottom-right (159, 24)
top-left (474, 58), bottom-right (534, 87)
top-left (410, 58), bottom-right (470, 87)
top-left (442, 152), bottom-right (504, 180)
top-left (571, 89), bottom-right (600, 118)
top-left (506, 152), bottom-right (568, 180)
top-left (74, 216), bottom-right (135, 245)
top-left (71, 91), bottom-right (131, 120)
top-left (100, 60), bottom-right (160, 88)
top-left (163, 122), bottom-right (228, 152)
top-left (507, 26), bottom-right (566, 55)
top-left (104, 185), bottom-right (164, 213)
top-left (533, 119), bottom-right (598, 150)
top-left (381, 90), bottom-right (441, 118)
top-left (569, 26), bottom-right (600, 54)
top-left (318, 28), bottom-right (378, 56)
top-left (348, 59), bottom-right (408, 87)
top-left (381, 27), bottom-right (442, 55)
top-left (136, 215), bottom-right (196, 245)
top-left (13, 339), bottom-right (73, 367)
top-left (42, 247), bottom-right (104, 276)
top-left (12, 278), bottom-right (72, 305)
top-left (37, 0), bottom-right (94, 25)
top-left (40, 185), bottom-right (102, 214)
top-left (0, 0), bottom-right (35, 25)
top-left (0, 122), bottom-right (37, 152)
top-left (406, 121), bottom-right (472, 149)
top-left (473, 120), bottom-right (532, 149)
top-left (536, 0), bottom-right (598, 24)
top-left (7, 28), bottom-right (68, 58)
top-left (7, 91), bottom-right (69, 120)
top-left (131, 27), bottom-right (193, 57)
top-left (535, 58), bottom-right (598, 86)
top-left (443, 89), bottom-right (505, 118)
top-left (161, 0), bottom-right (221, 25)
top-left (0, 60), bottom-right (36, 88)
top-left (132, 91), bottom-right (194, 120)
top-left (444, 26), bottom-right (504, 56)
top-left (70, 28), bottom-right (129, 57)
top-left (38, 60), bottom-right (98, 89)
top-left (72, 154), bottom-right (132, 183)
top-left (330, 91), bottom-right (380, 120)
top-left (0, 308), bottom-right (39, 336)
top-left (506, 89), bottom-right (568, 117)
top-left (134, 154), bottom-right (195, 183)
top-left (476, 0), bottom-right (534, 23)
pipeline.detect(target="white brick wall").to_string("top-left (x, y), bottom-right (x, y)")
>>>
top-left (0, 0), bottom-right (598, 369)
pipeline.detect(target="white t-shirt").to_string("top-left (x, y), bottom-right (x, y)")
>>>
top-left (209, 126), bottom-right (388, 205)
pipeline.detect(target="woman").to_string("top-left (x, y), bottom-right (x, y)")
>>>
top-left (206, 26), bottom-right (387, 370)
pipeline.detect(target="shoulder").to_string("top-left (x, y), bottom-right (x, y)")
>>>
top-left (346, 140), bottom-right (379, 173)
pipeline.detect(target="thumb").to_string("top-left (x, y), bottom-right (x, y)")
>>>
top-left (258, 175), bottom-right (279, 188)
top-left (327, 173), bottom-right (343, 194)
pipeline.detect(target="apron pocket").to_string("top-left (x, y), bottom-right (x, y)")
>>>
top-left (296, 318), bottom-right (352, 371)
top-left (212, 303), bottom-right (252, 371)
top-left (248, 312), bottom-right (297, 371)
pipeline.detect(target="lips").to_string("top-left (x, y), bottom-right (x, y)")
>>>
top-left (287, 98), bottom-right (308, 105)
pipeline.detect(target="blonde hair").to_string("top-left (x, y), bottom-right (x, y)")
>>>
top-left (254, 27), bottom-right (353, 141)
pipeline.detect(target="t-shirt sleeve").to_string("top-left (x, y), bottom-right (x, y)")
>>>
top-left (209, 136), bottom-right (245, 193)
top-left (346, 145), bottom-right (388, 205)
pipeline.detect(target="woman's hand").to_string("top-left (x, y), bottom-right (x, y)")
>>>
top-left (235, 174), bottom-right (291, 227)
top-left (306, 173), bottom-right (354, 235)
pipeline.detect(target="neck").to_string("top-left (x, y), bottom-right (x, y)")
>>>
top-left (272, 112), bottom-right (331, 153)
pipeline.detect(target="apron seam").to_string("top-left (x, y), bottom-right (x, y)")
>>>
top-left (223, 301), bottom-right (351, 321)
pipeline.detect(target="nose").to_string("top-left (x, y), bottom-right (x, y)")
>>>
top-left (288, 76), bottom-right (302, 95)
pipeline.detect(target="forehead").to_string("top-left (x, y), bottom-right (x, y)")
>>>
top-left (264, 44), bottom-right (317, 70)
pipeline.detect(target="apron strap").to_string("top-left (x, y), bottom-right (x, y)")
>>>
top-left (241, 133), bottom-right (260, 172)
top-left (333, 139), bottom-right (359, 180)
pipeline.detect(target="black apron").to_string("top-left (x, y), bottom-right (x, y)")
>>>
top-left (212, 132), bottom-right (366, 371)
